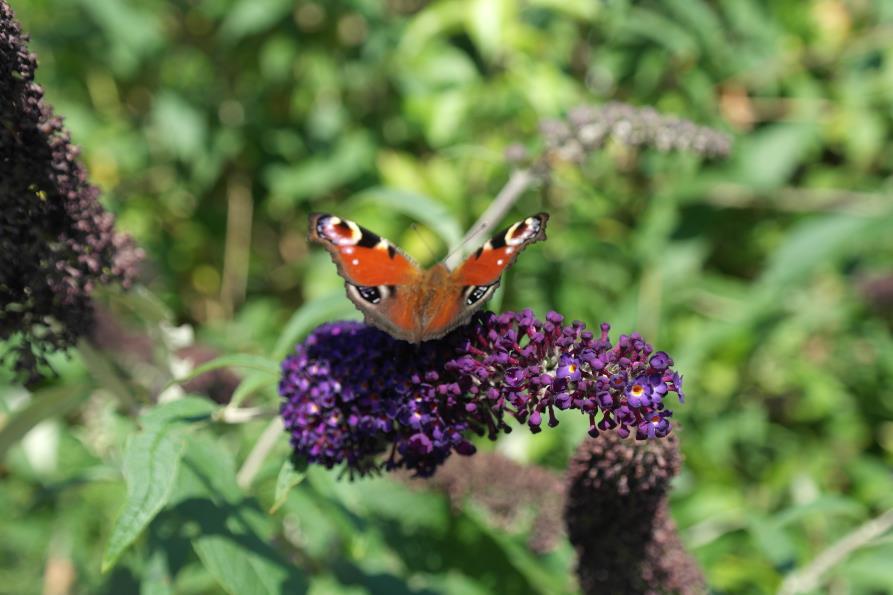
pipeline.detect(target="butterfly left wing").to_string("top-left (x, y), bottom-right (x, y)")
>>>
top-left (309, 213), bottom-right (425, 339)
top-left (309, 213), bottom-right (420, 286)
top-left (417, 212), bottom-right (549, 339)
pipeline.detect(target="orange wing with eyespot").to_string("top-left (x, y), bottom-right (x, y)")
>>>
top-left (452, 213), bottom-right (549, 285)
top-left (308, 213), bottom-right (420, 286)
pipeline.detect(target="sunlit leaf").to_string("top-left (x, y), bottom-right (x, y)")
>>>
top-left (102, 422), bottom-right (185, 571)
top-left (220, 0), bottom-right (293, 41)
top-left (269, 458), bottom-right (307, 514)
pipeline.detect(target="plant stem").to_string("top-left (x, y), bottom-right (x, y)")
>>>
top-left (778, 507), bottom-right (893, 595)
top-left (215, 406), bottom-right (275, 424)
top-left (236, 417), bottom-right (284, 489)
top-left (220, 176), bottom-right (253, 318)
top-left (78, 341), bottom-right (141, 414)
top-left (444, 168), bottom-right (538, 269)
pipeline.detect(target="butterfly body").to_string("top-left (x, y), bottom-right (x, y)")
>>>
top-left (309, 212), bottom-right (548, 342)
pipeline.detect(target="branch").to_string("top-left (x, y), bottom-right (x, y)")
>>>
top-left (215, 406), bottom-right (275, 424)
top-left (444, 168), bottom-right (538, 269)
top-left (778, 507), bottom-right (893, 595)
top-left (236, 417), bottom-right (284, 489)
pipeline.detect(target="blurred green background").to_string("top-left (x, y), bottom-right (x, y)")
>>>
top-left (4, 0), bottom-right (893, 593)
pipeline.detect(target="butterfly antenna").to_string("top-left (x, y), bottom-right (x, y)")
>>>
top-left (443, 221), bottom-right (487, 263)
top-left (410, 223), bottom-right (439, 262)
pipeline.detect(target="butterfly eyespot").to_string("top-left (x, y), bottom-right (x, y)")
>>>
top-left (318, 216), bottom-right (363, 246)
top-left (355, 285), bottom-right (380, 304)
top-left (507, 220), bottom-right (537, 246)
top-left (465, 284), bottom-right (494, 305)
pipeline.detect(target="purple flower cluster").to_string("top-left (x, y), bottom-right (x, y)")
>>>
top-left (279, 321), bottom-right (479, 477)
top-left (447, 310), bottom-right (684, 441)
top-left (279, 311), bottom-right (685, 477)
top-left (1, 1), bottom-right (141, 384)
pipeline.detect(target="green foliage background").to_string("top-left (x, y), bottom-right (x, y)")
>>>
top-left (3, 0), bottom-right (893, 593)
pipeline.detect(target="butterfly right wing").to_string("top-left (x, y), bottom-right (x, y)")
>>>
top-left (308, 213), bottom-right (423, 339)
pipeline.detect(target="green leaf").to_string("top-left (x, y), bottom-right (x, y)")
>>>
top-left (102, 423), bottom-right (186, 572)
top-left (759, 214), bottom-right (881, 289)
top-left (528, 0), bottom-right (598, 20)
top-left (0, 384), bottom-right (88, 461)
top-left (350, 187), bottom-right (463, 248)
top-left (265, 132), bottom-right (374, 211)
top-left (229, 372), bottom-right (277, 409)
top-left (838, 544), bottom-right (893, 592)
top-left (270, 458), bottom-right (308, 514)
top-left (467, 0), bottom-right (516, 60)
top-left (775, 495), bottom-right (866, 527)
top-left (104, 285), bottom-right (173, 324)
top-left (747, 515), bottom-right (795, 567)
top-left (175, 437), bottom-right (308, 594)
top-left (273, 292), bottom-right (359, 358)
top-left (463, 506), bottom-right (566, 594)
top-left (139, 395), bottom-right (219, 428)
top-left (734, 123), bottom-right (819, 190)
top-left (220, 0), bottom-right (293, 42)
top-left (150, 92), bottom-right (207, 161)
top-left (193, 529), bottom-right (308, 595)
top-left (140, 545), bottom-right (173, 595)
top-left (166, 355), bottom-right (279, 391)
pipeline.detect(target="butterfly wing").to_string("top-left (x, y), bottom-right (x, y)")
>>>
top-left (309, 213), bottom-right (423, 339)
top-left (417, 212), bottom-right (549, 339)
top-left (453, 212), bottom-right (549, 285)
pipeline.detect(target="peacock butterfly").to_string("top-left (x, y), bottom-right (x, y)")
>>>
top-left (308, 212), bottom-right (549, 342)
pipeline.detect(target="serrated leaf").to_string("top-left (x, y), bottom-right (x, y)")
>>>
top-left (139, 395), bottom-right (218, 429)
top-left (193, 529), bottom-right (307, 595)
top-left (174, 437), bottom-right (308, 594)
top-left (102, 425), bottom-right (186, 572)
top-left (270, 458), bottom-right (307, 514)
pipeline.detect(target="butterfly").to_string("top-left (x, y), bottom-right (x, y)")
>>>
top-left (308, 212), bottom-right (549, 342)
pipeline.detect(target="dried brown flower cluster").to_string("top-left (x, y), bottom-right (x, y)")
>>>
top-left (565, 431), bottom-right (705, 594)
top-left (541, 102), bottom-right (732, 162)
top-left (423, 451), bottom-right (565, 553)
top-left (0, 1), bottom-right (141, 383)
